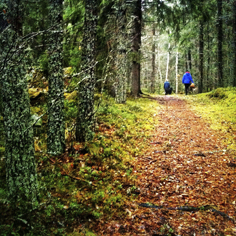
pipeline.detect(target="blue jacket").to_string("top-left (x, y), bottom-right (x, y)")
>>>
top-left (164, 81), bottom-right (170, 90)
top-left (182, 72), bottom-right (194, 84)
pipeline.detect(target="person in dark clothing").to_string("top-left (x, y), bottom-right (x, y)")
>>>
top-left (164, 80), bottom-right (172, 95)
top-left (182, 70), bottom-right (194, 95)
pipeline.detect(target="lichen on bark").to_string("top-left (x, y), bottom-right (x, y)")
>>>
top-left (0, 1), bottom-right (38, 206)
top-left (76, 0), bottom-right (98, 142)
top-left (47, 0), bottom-right (65, 155)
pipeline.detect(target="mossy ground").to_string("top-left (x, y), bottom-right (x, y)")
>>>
top-left (0, 95), bottom-right (160, 235)
top-left (183, 87), bottom-right (236, 152)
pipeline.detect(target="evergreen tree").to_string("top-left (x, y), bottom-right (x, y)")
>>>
top-left (76, 0), bottom-right (98, 142)
top-left (217, 0), bottom-right (223, 87)
top-left (47, 0), bottom-right (65, 155)
top-left (0, 0), bottom-right (38, 206)
top-left (115, 0), bottom-right (128, 103)
top-left (131, 0), bottom-right (142, 97)
top-left (232, 0), bottom-right (236, 86)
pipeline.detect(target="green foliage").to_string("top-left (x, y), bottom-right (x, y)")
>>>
top-left (38, 52), bottom-right (49, 76)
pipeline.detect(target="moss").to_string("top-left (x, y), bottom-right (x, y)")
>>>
top-left (207, 88), bottom-right (228, 99)
top-left (187, 87), bottom-right (236, 151)
top-left (64, 90), bottom-right (77, 102)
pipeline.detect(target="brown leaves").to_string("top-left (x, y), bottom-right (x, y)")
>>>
top-left (94, 97), bottom-right (236, 235)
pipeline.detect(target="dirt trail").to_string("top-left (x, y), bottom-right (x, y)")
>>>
top-left (96, 96), bottom-right (236, 235)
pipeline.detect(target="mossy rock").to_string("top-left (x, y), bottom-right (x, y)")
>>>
top-left (208, 88), bottom-right (227, 99)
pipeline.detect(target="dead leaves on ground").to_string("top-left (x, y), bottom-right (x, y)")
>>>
top-left (93, 97), bottom-right (236, 235)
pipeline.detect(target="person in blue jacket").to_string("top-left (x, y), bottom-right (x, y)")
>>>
top-left (182, 70), bottom-right (194, 95)
top-left (164, 80), bottom-right (172, 95)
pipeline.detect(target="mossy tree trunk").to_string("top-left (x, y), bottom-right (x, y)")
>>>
top-left (233, 0), bottom-right (236, 87)
top-left (76, 0), bottom-right (97, 142)
top-left (115, 0), bottom-right (127, 104)
top-left (0, 0), bottom-right (38, 206)
top-left (47, 0), bottom-right (65, 155)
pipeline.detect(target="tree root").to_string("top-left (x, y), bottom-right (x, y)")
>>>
top-left (139, 203), bottom-right (235, 223)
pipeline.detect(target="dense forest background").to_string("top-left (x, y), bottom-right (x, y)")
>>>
top-left (1, 0), bottom-right (236, 235)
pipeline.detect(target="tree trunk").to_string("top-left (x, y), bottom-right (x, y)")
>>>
top-left (0, 0), bottom-right (38, 206)
top-left (131, 0), bottom-right (142, 97)
top-left (217, 0), bottom-right (223, 87)
top-left (47, 0), bottom-right (65, 155)
top-left (165, 43), bottom-right (170, 81)
top-left (176, 50), bottom-right (179, 94)
top-left (157, 43), bottom-right (163, 83)
top-left (185, 53), bottom-right (188, 71)
top-left (199, 21), bottom-right (204, 93)
top-left (115, 1), bottom-right (127, 103)
top-left (233, 1), bottom-right (236, 87)
top-left (207, 23), bottom-right (210, 91)
top-left (76, 0), bottom-right (97, 142)
top-left (188, 49), bottom-right (192, 70)
top-left (150, 25), bottom-right (156, 93)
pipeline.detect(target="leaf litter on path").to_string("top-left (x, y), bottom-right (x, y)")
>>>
top-left (93, 96), bottom-right (236, 235)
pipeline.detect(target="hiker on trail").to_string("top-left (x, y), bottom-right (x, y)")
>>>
top-left (182, 70), bottom-right (194, 95)
top-left (164, 80), bottom-right (172, 95)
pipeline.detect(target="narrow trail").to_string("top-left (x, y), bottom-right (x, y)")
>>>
top-left (96, 96), bottom-right (236, 235)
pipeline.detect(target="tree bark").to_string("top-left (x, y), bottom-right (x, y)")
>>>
top-left (165, 43), bottom-right (170, 81)
top-left (157, 43), bottom-right (163, 83)
top-left (217, 0), bottom-right (223, 87)
top-left (76, 0), bottom-right (97, 142)
top-left (176, 50), bottom-right (179, 94)
top-left (131, 0), bottom-right (142, 97)
top-left (188, 49), bottom-right (192, 70)
top-left (0, 0), bottom-right (38, 206)
top-left (115, 0), bottom-right (127, 103)
top-left (233, 1), bottom-right (236, 87)
top-left (150, 25), bottom-right (156, 93)
top-left (207, 23), bottom-right (210, 91)
top-left (199, 21), bottom-right (204, 93)
top-left (47, 0), bottom-right (65, 155)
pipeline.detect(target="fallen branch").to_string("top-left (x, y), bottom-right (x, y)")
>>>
top-left (139, 203), bottom-right (235, 223)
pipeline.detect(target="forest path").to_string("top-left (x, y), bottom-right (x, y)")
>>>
top-left (94, 96), bottom-right (236, 235)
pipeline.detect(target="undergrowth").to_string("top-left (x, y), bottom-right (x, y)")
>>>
top-left (0, 96), bottom-right (159, 235)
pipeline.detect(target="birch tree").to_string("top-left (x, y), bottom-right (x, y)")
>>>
top-left (176, 50), bottom-right (179, 94)
top-left (165, 42), bottom-right (170, 81)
